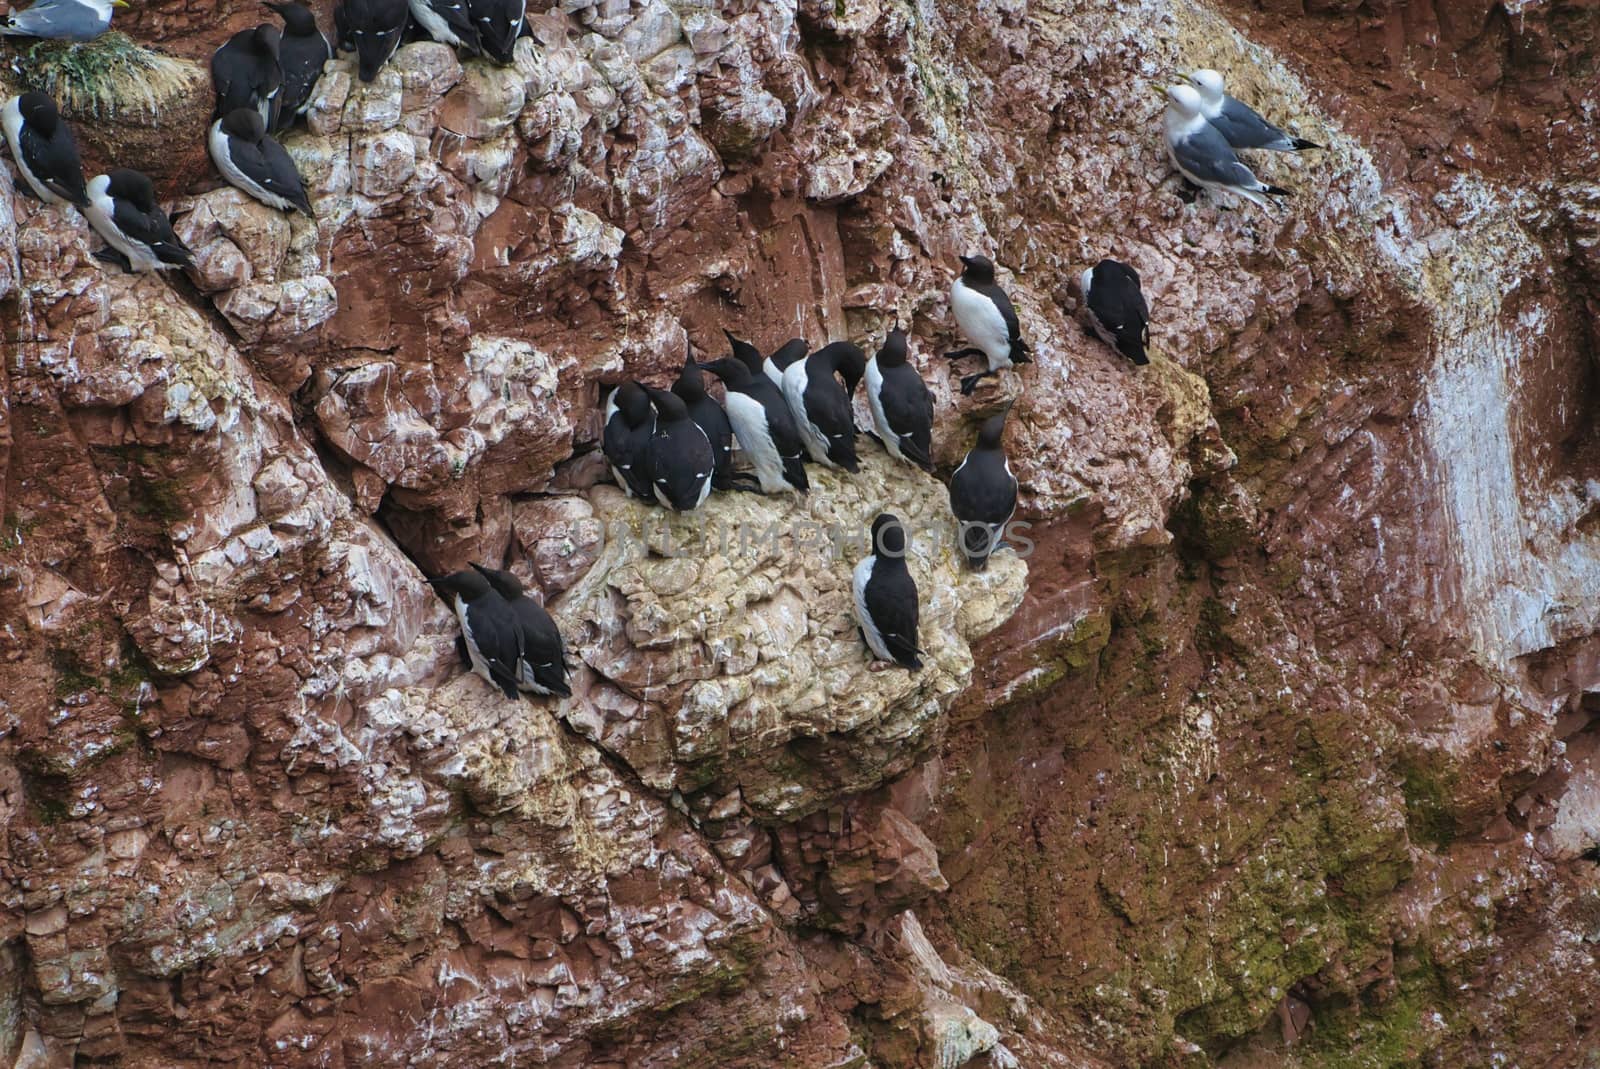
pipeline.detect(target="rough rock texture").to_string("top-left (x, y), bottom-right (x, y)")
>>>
top-left (0, 0), bottom-right (1597, 1065)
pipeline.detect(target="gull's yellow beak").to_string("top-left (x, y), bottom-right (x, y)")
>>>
top-left (112, 1), bottom-right (130, 8)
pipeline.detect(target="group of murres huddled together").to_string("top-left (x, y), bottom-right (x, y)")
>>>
top-left (0, 0), bottom-right (527, 270)
top-left (1, 0), bottom-right (1321, 693)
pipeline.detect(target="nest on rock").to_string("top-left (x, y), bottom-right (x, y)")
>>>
top-left (3, 32), bottom-right (202, 121)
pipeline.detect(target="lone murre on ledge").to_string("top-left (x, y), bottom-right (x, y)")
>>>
top-left (2, 91), bottom-right (89, 209)
top-left (429, 568), bottom-right (523, 700)
top-left (947, 404), bottom-right (1018, 571)
top-left (209, 108), bottom-right (315, 216)
top-left (469, 563), bottom-right (570, 699)
top-left (1081, 259), bottom-right (1150, 366)
top-left (700, 346), bottom-right (810, 496)
top-left (83, 168), bottom-right (194, 273)
top-left (854, 513), bottom-right (924, 671)
top-left (947, 254), bottom-right (1032, 396)
top-left (865, 327), bottom-right (934, 472)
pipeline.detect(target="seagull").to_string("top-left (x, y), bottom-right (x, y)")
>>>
top-left (1186, 69), bottom-right (1322, 153)
top-left (1163, 84), bottom-right (1291, 210)
top-left (0, 0), bottom-right (126, 41)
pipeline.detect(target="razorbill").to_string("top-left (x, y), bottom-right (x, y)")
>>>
top-left (782, 341), bottom-right (865, 471)
top-left (409, 0), bottom-right (479, 52)
top-left (2, 92), bottom-right (89, 209)
top-left (947, 407), bottom-right (1018, 571)
top-left (469, 564), bottom-right (570, 698)
top-left (854, 513), bottom-right (923, 670)
top-left (865, 328), bottom-right (934, 472)
top-left (335, 0), bottom-right (409, 82)
top-left (428, 569), bottom-right (522, 700)
top-left (1164, 84), bottom-right (1291, 210)
top-left (83, 169), bottom-right (194, 273)
top-left (674, 352), bottom-right (756, 493)
top-left (265, 2), bottom-right (332, 130)
top-left (211, 24), bottom-right (284, 128)
top-left (0, 0), bottom-right (124, 40)
top-left (467, 0), bottom-right (523, 64)
top-left (643, 386), bottom-right (714, 511)
top-left (209, 109), bottom-right (315, 216)
top-left (602, 381), bottom-right (655, 501)
top-left (1187, 69), bottom-right (1321, 152)
top-left (1080, 259), bottom-right (1149, 366)
top-left (699, 354), bottom-right (810, 495)
top-left (947, 254), bottom-right (1032, 396)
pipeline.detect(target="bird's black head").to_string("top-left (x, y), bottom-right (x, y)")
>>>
top-left (17, 91), bottom-right (61, 132)
top-left (821, 342), bottom-right (867, 395)
top-left (470, 562), bottom-right (524, 599)
top-left (341, 0), bottom-right (406, 81)
top-left (769, 337), bottom-right (806, 372)
top-left (673, 353), bottom-right (707, 402)
top-left (697, 358), bottom-right (750, 386)
top-left (975, 406), bottom-right (1011, 451)
top-left (220, 108), bottom-right (267, 140)
top-left (959, 254), bottom-right (997, 283)
top-left (105, 168), bottom-right (158, 209)
top-left (265, 1), bottom-right (318, 35)
top-left (428, 568), bottom-right (491, 600)
top-left (645, 385), bottom-right (688, 422)
top-left (876, 328), bottom-right (909, 368)
top-left (870, 513), bottom-right (909, 558)
top-left (251, 23), bottom-right (283, 55)
top-left (611, 381), bottom-right (652, 427)
top-left (723, 329), bottom-right (764, 375)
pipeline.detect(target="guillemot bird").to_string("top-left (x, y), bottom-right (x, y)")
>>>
top-left (409, 0), bottom-right (479, 52)
top-left (674, 352), bottom-right (755, 493)
top-left (763, 337), bottom-right (806, 389)
top-left (1187, 69), bottom-right (1321, 153)
top-left (865, 328), bottom-right (934, 472)
top-left (854, 513), bottom-right (923, 671)
top-left (209, 109), bottom-right (315, 216)
top-left (2, 92), bottom-right (88, 209)
top-left (643, 386), bottom-right (714, 511)
top-left (469, 564), bottom-right (570, 698)
top-left (948, 407), bottom-right (1018, 571)
top-left (0, 0), bottom-right (125, 40)
top-left (699, 352), bottom-right (810, 496)
top-left (211, 24), bottom-right (284, 128)
top-left (84, 169), bottom-right (194, 273)
top-left (265, 2), bottom-right (332, 130)
top-left (335, 0), bottom-right (409, 82)
top-left (1164, 84), bottom-right (1291, 210)
top-left (468, 0), bottom-right (523, 64)
top-left (602, 381), bottom-right (655, 501)
top-left (783, 341), bottom-right (865, 471)
top-left (429, 569), bottom-right (522, 700)
top-left (1080, 259), bottom-right (1149, 366)
top-left (948, 254), bottom-right (1032, 396)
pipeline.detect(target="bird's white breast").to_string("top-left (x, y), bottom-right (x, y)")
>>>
top-left (951, 278), bottom-right (1013, 369)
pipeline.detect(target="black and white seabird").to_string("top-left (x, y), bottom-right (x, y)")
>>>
top-left (865, 328), bottom-right (934, 472)
top-left (469, 563), bottom-right (570, 698)
top-left (947, 254), bottom-right (1033, 396)
top-left (763, 337), bottom-right (806, 390)
top-left (209, 109), bottom-right (315, 216)
top-left (1187, 69), bottom-right (1321, 153)
top-left (467, 0), bottom-right (523, 65)
top-left (782, 341), bottom-right (865, 472)
top-left (1164, 84), bottom-right (1291, 210)
top-left (211, 24), bottom-right (284, 129)
top-left (2, 92), bottom-right (88, 209)
top-left (947, 408), bottom-right (1018, 571)
top-left (264, 2), bottom-right (332, 130)
top-left (699, 353), bottom-right (810, 496)
top-left (335, 0), bottom-right (410, 83)
top-left (0, 0), bottom-right (125, 40)
top-left (1080, 259), bottom-right (1150, 366)
top-left (854, 513), bottom-right (923, 671)
top-left (602, 381), bottom-right (655, 501)
top-left (674, 351), bottom-right (756, 493)
top-left (643, 387), bottom-right (714, 511)
top-left (428, 569), bottom-right (522, 700)
top-left (83, 169), bottom-right (195, 273)
top-left (409, 0), bottom-right (479, 51)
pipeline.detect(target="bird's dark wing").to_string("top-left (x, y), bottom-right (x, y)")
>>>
top-left (22, 125), bottom-right (87, 205)
top-left (974, 281), bottom-right (1022, 345)
top-left (881, 367), bottom-right (933, 468)
top-left (258, 136), bottom-right (314, 214)
top-left (1172, 124), bottom-right (1265, 189)
top-left (865, 567), bottom-right (921, 666)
